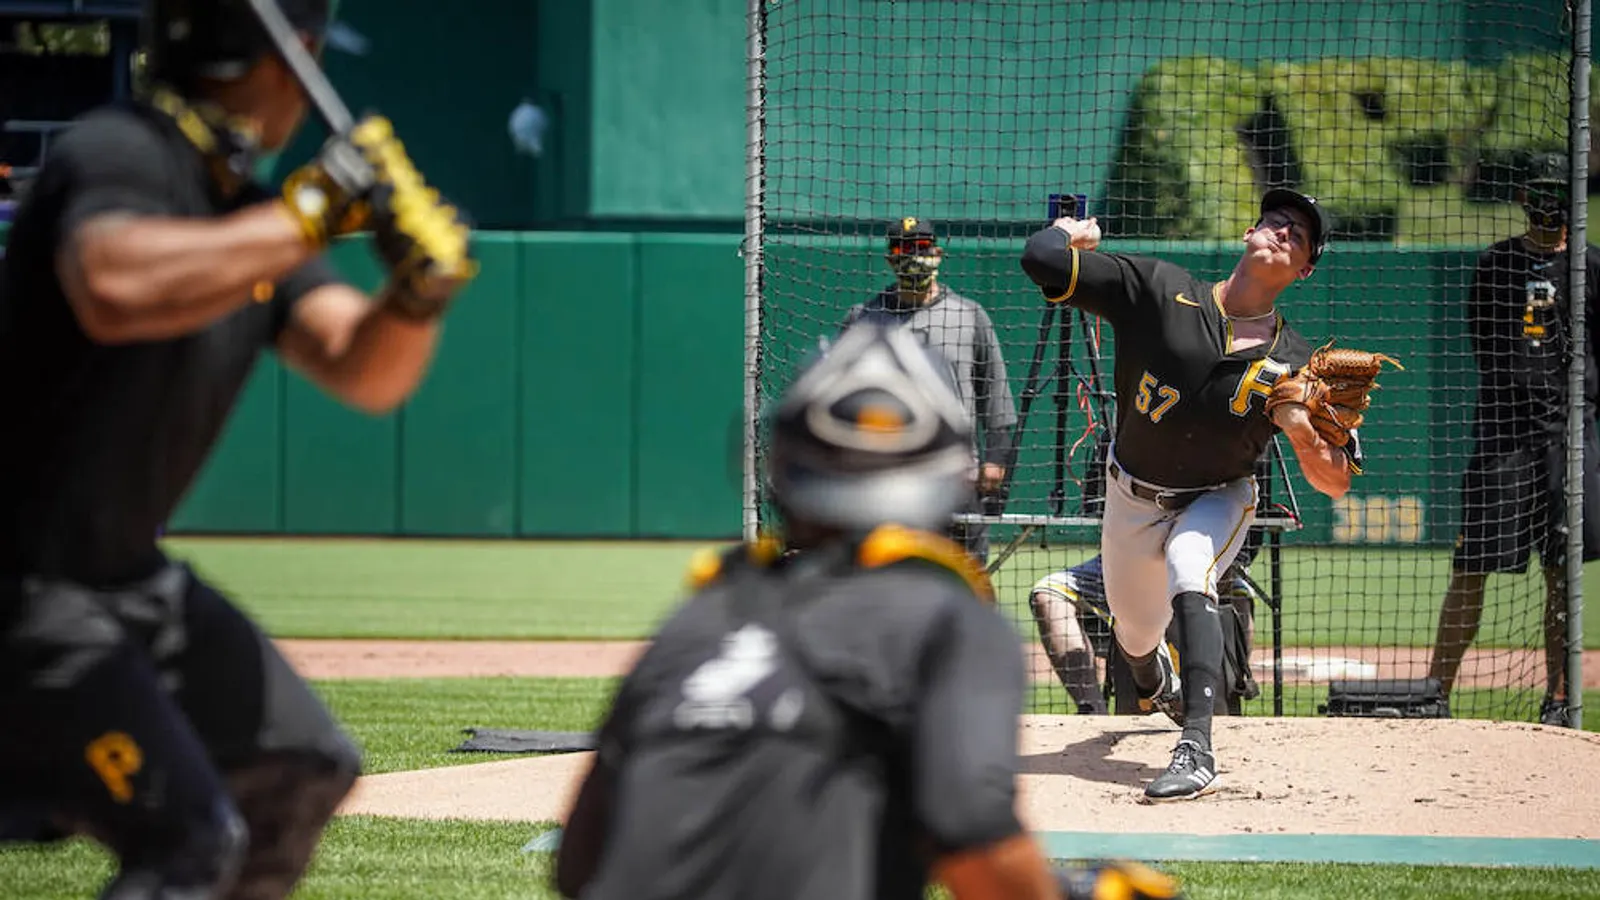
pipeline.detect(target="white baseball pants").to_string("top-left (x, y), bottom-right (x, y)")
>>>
top-left (1100, 449), bottom-right (1258, 659)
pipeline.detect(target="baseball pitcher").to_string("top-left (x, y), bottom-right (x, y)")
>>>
top-left (1019, 189), bottom-right (1398, 801)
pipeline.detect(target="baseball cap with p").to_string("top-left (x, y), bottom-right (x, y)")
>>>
top-left (1260, 189), bottom-right (1331, 266)
top-left (887, 216), bottom-right (938, 254)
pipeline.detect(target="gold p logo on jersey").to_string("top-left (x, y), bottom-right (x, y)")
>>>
top-left (86, 731), bottom-right (143, 804)
top-left (902, 217), bottom-right (918, 233)
top-left (1230, 358), bottom-right (1291, 416)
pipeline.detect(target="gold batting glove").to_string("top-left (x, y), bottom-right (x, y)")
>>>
top-left (279, 118), bottom-right (387, 248)
top-left (372, 186), bottom-right (479, 322)
top-left (348, 118), bottom-right (477, 320)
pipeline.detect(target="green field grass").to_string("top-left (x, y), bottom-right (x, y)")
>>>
top-left (166, 537), bottom-right (713, 640)
top-left (167, 536), bottom-right (1600, 651)
top-left (4, 820), bottom-right (1598, 900)
top-left (0, 818), bottom-right (557, 900)
top-left (316, 677), bottom-right (618, 774)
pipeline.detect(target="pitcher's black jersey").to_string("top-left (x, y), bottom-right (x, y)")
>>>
top-left (1022, 229), bottom-right (1312, 488)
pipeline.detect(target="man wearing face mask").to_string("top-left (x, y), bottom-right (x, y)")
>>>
top-left (840, 217), bottom-right (1018, 565)
top-left (1428, 153), bottom-right (1600, 727)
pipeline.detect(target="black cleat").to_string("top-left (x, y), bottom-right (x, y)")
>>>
top-left (1144, 740), bottom-right (1219, 802)
top-left (1540, 696), bottom-right (1571, 728)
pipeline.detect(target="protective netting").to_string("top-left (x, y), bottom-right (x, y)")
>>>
top-left (748, 0), bottom-right (1589, 723)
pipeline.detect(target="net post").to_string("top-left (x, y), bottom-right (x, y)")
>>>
top-left (741, 0), bottom-right (768, 545)
top-left (1567, 0), bottom-right (1591, 732)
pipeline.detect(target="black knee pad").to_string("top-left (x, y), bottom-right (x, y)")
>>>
top-left (99, 799), bottom-right (248, 900)
top-left (223, 750), bottom-right (360, 899)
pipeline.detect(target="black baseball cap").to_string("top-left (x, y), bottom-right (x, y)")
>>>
top-left (887, 216), bottom-right (938, 243)
top-left (1261, 188), bottom-right (1331, 266)
top-left (1524, 152), bottom-right (1568, 188)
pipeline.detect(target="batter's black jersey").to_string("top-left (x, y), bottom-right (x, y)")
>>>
top-left (577, 530), bottom-right (1026, 900)
top-left (0, 102), bottom-right (341, 584)
top-left (1022, 228), bottom-right (1313, 488)
top-left (1466, 237), bottom-right (1600, 445)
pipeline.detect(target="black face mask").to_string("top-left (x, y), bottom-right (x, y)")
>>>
top-left (1524, 184), bottom-right (1569, 230)
top-left (886, 237), bottom-right (942, 299)
top-left (888, 253), bottom-right (941, 292)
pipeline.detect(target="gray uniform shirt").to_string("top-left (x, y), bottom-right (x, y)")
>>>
top-left (842, 286), bottom-right (1018, 466)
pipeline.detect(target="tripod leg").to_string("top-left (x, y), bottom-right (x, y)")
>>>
top-left (985, 524), bottom-right (1038, 576)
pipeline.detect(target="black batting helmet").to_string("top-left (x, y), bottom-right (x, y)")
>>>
top-left (140, 0), bottom-right (351, 87)
top-left (766, 322), bottom-right (974, 534)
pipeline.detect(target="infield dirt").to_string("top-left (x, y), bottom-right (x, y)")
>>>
top-left (301, 639), bottom-right (1600, 839)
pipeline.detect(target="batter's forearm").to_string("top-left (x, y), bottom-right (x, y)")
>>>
top-left (60, 203), bottom-right (314, 343)
top-left (311, 296), bottom-right (441, 414)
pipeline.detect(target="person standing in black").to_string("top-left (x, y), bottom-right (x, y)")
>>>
top-left (1428, 153), bottom-right (1600, 727)
top-left (0, 1), bottom-right (475, 897)
top-left (1019, 190), bottom-right (1357, 801)
top-left (553, 323), bottom-right (1182, 900)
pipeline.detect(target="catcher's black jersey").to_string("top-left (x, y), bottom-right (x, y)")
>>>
top-left (574, 530), bottom-right (1026, 900)
top-left (0, 102), bottom-right (340, 584)
top-left (1467, 237), bottom-right (1600, 443)
top-left (1022, 229), bottom-right (1312, 488)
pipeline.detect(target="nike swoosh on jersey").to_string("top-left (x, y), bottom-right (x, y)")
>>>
top-left (1173, 292), bottom-right (1200, 307)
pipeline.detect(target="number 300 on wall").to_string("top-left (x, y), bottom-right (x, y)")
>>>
top-left (1331, 495), bottom-right (1424, 544)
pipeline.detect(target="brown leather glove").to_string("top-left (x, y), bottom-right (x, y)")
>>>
top-left (1264, 341), bottom-right (1403, 447)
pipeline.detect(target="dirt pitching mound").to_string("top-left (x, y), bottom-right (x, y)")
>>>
top-left (340, 714), bottom-right (1600, 839)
